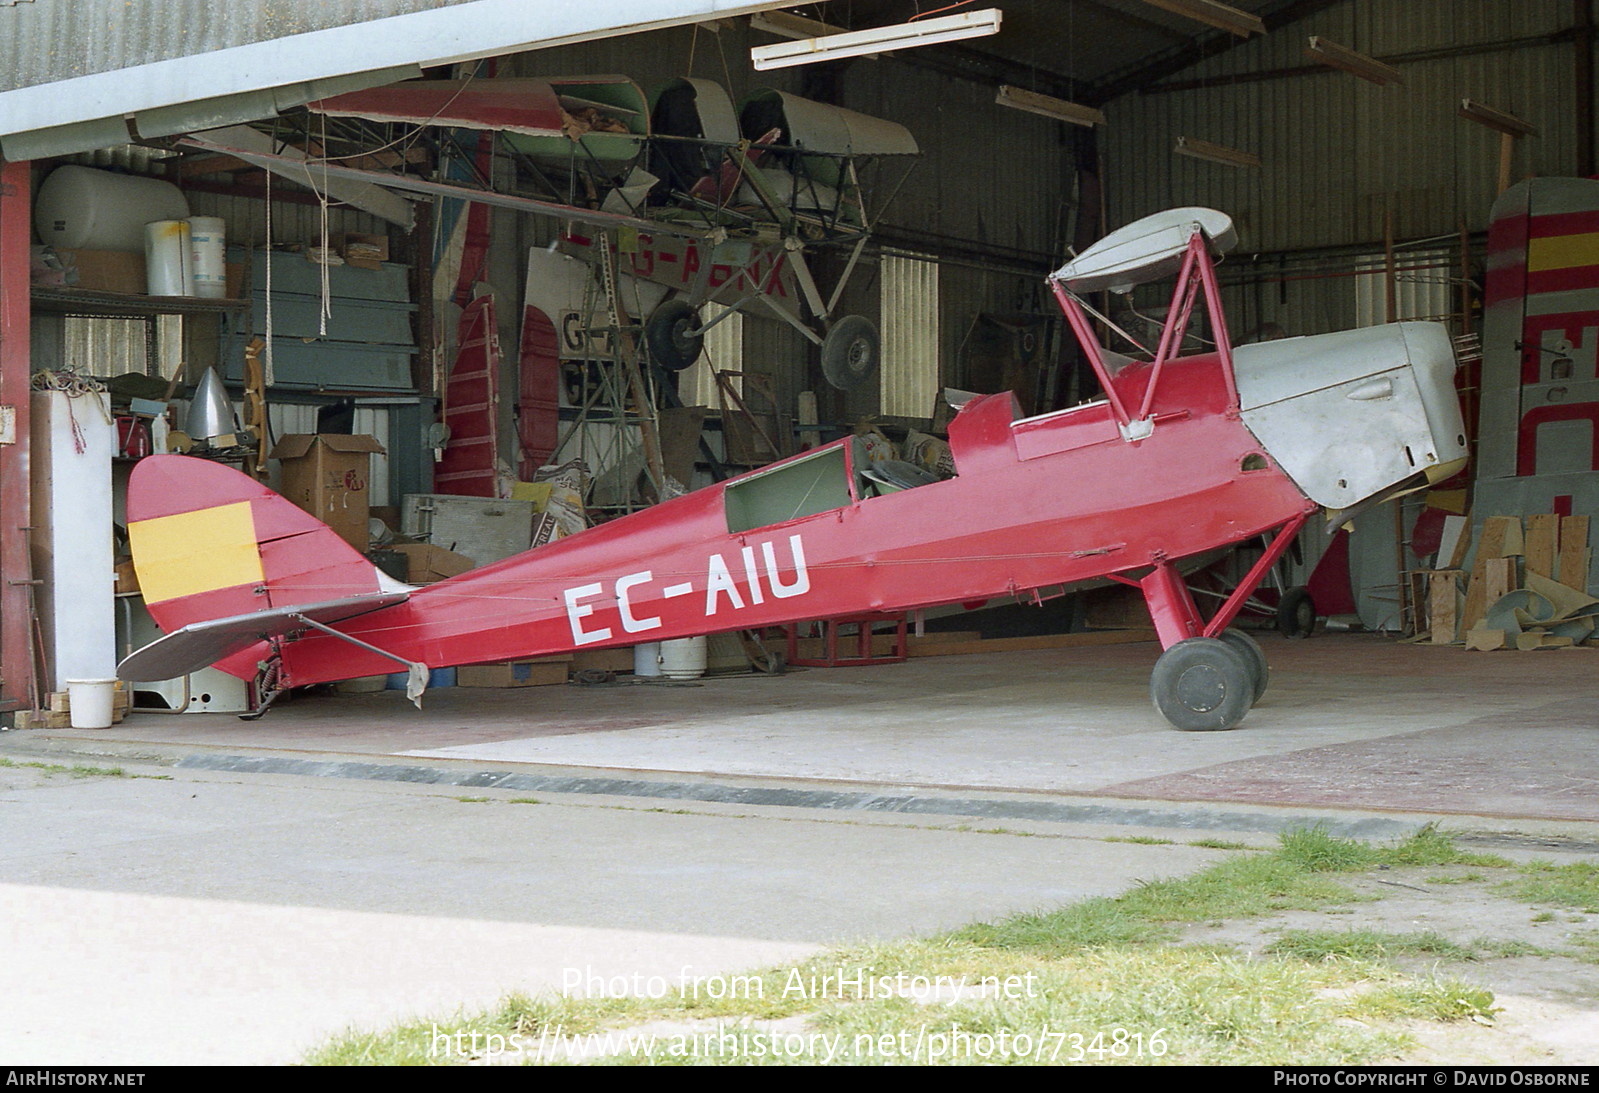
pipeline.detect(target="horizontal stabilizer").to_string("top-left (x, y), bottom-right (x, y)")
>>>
top-left (118, 593), bottom-right (408, 682)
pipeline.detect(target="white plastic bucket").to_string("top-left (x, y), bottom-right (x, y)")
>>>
top-left (144, 219), bottom-right (193, 296)
top-left (188, 216), bottom-right (227, 298)
top-left (659, 636), bottom-right (708, 680)
top-left (66, 679), bottom-right (117, 729)
top-left (633, 642), bottom-right (663, 677)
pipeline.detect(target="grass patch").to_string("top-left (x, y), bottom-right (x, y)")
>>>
top-left (309, 993), bottom-right (641, 1066)
top-left (1378, 826), bottom-right (1512, 869)
top-left (509, 798), bottom-right (541, 805)
top-left (1500, 861), bottom-right (1599, 914)
top-left (1345, 980), bottom-right (1498, 1024)
top-left (453, 796), bottom-right (492, 804)
top-left (1189, 838), bottom-right (1258, 851)
top-left (1103, 835), bottom-right (1174, 846)
top-left (309, 827), bottom-right (1517, 1066)
top-left (0, 756), bottom-right (166, 779)
top-left (1267, 929), bottom-right (1476, 963)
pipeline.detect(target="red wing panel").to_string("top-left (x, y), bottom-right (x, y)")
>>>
top-left (309, 79), bottom-right (564, 136)
top-left (435, 295), bottom-right (501, 496)
top-left (517, 308), bottom-right (561, 478)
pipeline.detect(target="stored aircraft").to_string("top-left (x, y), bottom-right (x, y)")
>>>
top-left (119, 207), bottom-right (1468, 731)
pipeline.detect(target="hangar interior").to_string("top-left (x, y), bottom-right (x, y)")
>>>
top-left (0, 1), bottom-right (1594, 753)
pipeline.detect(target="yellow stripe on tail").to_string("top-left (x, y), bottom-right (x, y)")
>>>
top-left (127, 501), bottom-right (265, 605)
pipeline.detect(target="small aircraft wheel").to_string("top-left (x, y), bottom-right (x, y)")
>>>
top-left (645, 300), bottom-right (704, 371)
top-left (1218, 627), bottom-right (1269, 705)
top-left (821, 314), bottom-right (880, 390)
top-left (1150, 637), bottom-right (1253, 732)
top-left (1276, 586), bottom-right (1317, 639)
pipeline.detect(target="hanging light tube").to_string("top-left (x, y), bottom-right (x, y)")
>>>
top-left (1305, 36), bottom-right (1404, 86)
top-left (750, 8), bottom-right (1003, 71)
top-left (1140, 0), bottom-right (1264, 37)
top-left (995, 85), bottom-right (1105, 127)
top-left (1174, 136), bottom-right (1261, 168)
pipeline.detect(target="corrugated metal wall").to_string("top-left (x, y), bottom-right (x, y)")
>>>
top-left (0, 1), bottom-right (467, 91)
top-left (1102, 0), bottom-right (1588, 341)
top-left (1105, 1), bottom-right (1580, 254)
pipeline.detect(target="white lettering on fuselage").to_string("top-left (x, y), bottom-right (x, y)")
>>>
top-left (563, 534), bottom-right (811, 647)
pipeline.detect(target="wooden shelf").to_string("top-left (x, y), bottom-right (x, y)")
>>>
top-left (30, 287), bottom-right (246, 319)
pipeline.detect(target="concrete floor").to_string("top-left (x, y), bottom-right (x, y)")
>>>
top-left (6, 630), bottom-right (1599, 1064)
top-left (22, 631), bottom-right (1599, 823)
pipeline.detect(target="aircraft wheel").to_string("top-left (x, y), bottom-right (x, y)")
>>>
top-left (821, 315), bottom-right (880, 390)
top-left (1276, 586), bottom-right (1317, 639)
top-left (645, 300), bottom-right (704, 371)
top-left (1218, 627), bottom-right (1269, 705)
top-left (1150, 638), bottom-right (1253, 732)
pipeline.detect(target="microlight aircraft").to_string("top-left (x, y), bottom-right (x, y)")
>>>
top-left (119, 208), bottom-right (1468, 731)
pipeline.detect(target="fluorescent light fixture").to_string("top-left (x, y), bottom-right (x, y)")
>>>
top-left (1175, 136), bottom-right (1261, 168)
top-left (995, 85), bottom-right (1104, 127)
top-left (1305, 36), bottom-right (1404, 85)
top-left (1458, 98), bottom-right (1537, 137)
top-left (750, 8), bottom-right (1002, 71)
top-left (1140, 0), bottom-right (1264, 37)
top-left (750, 11), bottom-right (850, 40)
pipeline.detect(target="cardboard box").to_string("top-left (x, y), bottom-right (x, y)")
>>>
top-left (271, 433), bottom-right (386, 550)
top-left (337, 232), bottom-right (390, 270)
top-left (114, 560), bottom-right (140, 595)
top-left (457, 657), bottom-right (572, 688)
top-left (63, 249), bottom-right (147, 294)
top-left (385, 542), bottom-right (475, 584)
top-left (570, 647), bottom-right (635, 673)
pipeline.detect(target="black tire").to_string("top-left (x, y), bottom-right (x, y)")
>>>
top-left (1276, 586), bottom-right (1317, 639)
top-left (821, 314), bottom-right (880, 390)
top-left (645, 300), bottom-right (704, 371)
top-left (1150, 637), bottom-right (1253, 732)
top-left (1218, 627), bottom-right (1269, 705)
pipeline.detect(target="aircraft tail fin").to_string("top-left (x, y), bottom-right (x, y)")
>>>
top-left (124, 455), bottom-right (409, 671)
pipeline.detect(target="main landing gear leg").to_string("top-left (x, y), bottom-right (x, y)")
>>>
top-left (1133, 514), bottom-right (1309, 731)
top-left (1139, 562), bottom-right (1257, 732)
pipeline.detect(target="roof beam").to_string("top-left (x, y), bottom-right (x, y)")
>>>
top-left (1086, 0), bottom-right (1349, 105)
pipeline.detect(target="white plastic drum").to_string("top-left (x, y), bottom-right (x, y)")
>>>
top-left (145, 220), bottom-right (194, 296)
top-left (633, 641), bottom-right (663, 677)
top-left (35, 165), bottom-right (190, 252)
top-left (658, 636), bottom-right (708, 680)
top-left (188, 216), bottom-right (227, 298)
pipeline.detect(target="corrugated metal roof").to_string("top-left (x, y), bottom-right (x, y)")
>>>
top-left (0, 0), bottom-right (791, 158)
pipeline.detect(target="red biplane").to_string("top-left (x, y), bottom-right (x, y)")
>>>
top-left (119, 208), bottom-right (1467, 731)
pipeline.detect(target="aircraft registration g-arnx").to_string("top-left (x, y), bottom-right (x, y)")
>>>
top-left (119, 207), bottom-right (1467, 731)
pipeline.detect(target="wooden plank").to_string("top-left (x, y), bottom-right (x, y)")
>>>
top-left (906, 631), bottom-right (984, 647)
top-left (1462, 516), bottom-right (1521, 630)
top-left (906, 628), bottom-right (1157, 657)
top-left (1438, 515), bottom-right (1471, 569)
top-left (1483, 557), bottom-right (1516, 614)
top-left (1428, 570), bottom-right (1462, 644)
top-left (1525, 514), bottom-right (1559, 580)
top-left (1559, 515), bottom-right (1591, 592)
